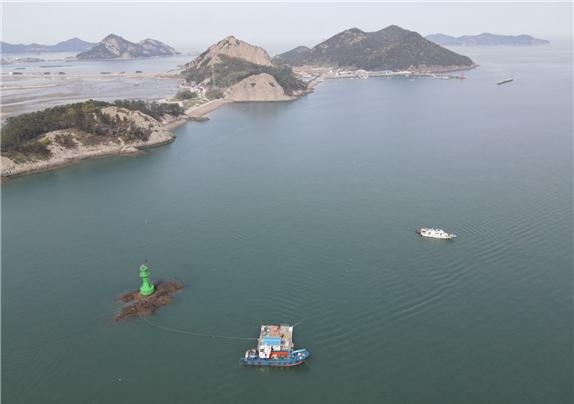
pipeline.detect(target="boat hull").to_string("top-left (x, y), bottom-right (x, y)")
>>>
top-left (415, 228), bottom-right (456, 240)
top-left (241, 349), bottom-right (310, 367)
top-left (240, 358), bottom-right (305, 367)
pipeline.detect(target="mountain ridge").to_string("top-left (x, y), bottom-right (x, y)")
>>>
top-left (274, 25), bottom-right (474, 71)
top-left (1, 37), bottom-right (95, 53)
top-left (76, 34), bottom-right (178, 59)
top-left (426, 33), bottom-right (550, 46)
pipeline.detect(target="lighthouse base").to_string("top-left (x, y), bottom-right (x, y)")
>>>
top-left (115, 280), bottom-right (183, 322)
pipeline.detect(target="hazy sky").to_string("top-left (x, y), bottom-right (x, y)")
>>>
top-left (2, 1), bottom-right (572, 54)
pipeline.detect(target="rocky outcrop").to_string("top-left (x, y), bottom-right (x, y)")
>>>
top-left (77, 34), bottom-right (178, 59)
top-left (1, 107), bottom-right (175, 178)
top-left (115, 280), bottom-right (184, 322)
top-left (184, 35), bottom-right (273, 71)
top-left (225, 73), bottom-right (294, 101)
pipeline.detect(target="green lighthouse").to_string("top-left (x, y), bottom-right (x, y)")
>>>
top-left (139, 262), bottom-right (155, 296)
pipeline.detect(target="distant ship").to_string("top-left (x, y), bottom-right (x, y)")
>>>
top-left (497, 78), bottom-right (514, 85)
top-left (416, 228), bottom-right (456, 240)
top-left (241, 324), bottom-right (310, 367)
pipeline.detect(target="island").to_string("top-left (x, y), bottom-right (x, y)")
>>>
top-left (1, 27), bottom-right (481, 180)
top-left (0, 100), bottom-right (184, 178)
top-left (274, 25), bottom-right (475, 72)
top-left (180, 35), bottom-right (307, 102)
top-left (76, 34), bottom-right (178, 59)
top-left (0, 37), bottom-right (95, 53)
top-left (425, 33), bottom-right (550, 46)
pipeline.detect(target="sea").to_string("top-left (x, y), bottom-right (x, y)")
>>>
top-left (1, 53), bottom-right (192, 118)
top-left (2, 42), bottom-right (572, 403)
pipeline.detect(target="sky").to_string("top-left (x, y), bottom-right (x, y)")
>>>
top-left (2, 1), bottom-right (572, 54)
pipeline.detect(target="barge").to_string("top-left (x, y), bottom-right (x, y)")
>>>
top-left (241, 324), bottom-right (310, 367)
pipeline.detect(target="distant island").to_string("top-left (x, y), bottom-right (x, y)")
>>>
top-left (0, 100), bottom-right (184, 178)
top-left (425, 33), bottom-right (550, 46)
top-left (181, 36), bottom-right (307, 102)
top-left (76, 34), bottom-right (178, 59)
top-left (1, 57), bottom-right (45, 65)
top-left (274, 25), bottom-right (475, 71)
top-left (0, 37), bottom-right (95, 53)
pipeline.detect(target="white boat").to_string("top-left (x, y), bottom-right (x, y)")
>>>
top-left (416, 228), bottom-right (456, 240)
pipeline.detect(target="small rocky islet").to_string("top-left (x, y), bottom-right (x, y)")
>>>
top-left (115, 280), bottom-right (184, 322)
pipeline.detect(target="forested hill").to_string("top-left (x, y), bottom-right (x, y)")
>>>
top-left (274, 25), bottom-right (474, 70)
top-left (1, 100), bottom-right (183, 159)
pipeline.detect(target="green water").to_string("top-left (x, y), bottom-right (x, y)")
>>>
top-left (2, 45), bottom-right (572, 403)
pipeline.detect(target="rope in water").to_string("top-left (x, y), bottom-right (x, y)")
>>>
top-left (141, 316), bottom-right (305, 341)
top-left (292, 318), bottom-right (305, 327)
top-left (141, 316), bottom-right (257, 341)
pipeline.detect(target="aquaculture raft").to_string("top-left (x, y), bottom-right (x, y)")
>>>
top-left (241, 324), bottom-right (310, 367)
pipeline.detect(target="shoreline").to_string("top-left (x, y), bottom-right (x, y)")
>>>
top-left (163, 99), bottom-right (233, 130)
top-left (1, 137), bottom-right (174, 183)
top-left (0, 99), bottom-right (234, 182)
top-left (1, 64), bottom-right (475, 182)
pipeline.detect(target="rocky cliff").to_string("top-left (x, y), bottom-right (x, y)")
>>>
top-left (225, 73), bottom-right (294, 101)
top-left (76, 34), bottom-right (178, 59)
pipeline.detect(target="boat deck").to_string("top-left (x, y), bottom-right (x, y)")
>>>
top-left (258, 324), bottom-right (294, 351)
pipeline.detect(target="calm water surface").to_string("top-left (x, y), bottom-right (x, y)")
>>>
top-left (2, 44), bottom-right (572, 403)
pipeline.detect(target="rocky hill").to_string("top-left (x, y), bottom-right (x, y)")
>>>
top-left (185, 36), bottom-right (273, 70)
top-left (181, 36), bottom-right (306, 100)
top-left (76, 34), bottom-right (178, 59)
top-left (225, 73), bottom-right (295, 102)
top-left (273, 46), bottom-right (311, 66)
top-left (274, 25), bottom-right (474, 71)
top-left (426, 33), bottom-right (550, 46)
top-left (1, 37), bottom-right (95, 53)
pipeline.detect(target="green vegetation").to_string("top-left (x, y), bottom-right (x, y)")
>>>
top-left (205, 89), bottom-right (224, 100)
top-left (275, 26), bottom-right (474, 70)
top-left (1, 99), bottom-right (184, 158)
top-left (183, 55), bottom-right (306, 95)
top-left (174, 89), bottom-right (197, 100)
top-left (54, 133), bottom-right (76, 149)
top-left (112, 99), bottom-right (184, 121)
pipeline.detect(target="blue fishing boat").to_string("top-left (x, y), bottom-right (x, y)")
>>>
top-left (241, 324), bottom-right (310, 367)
